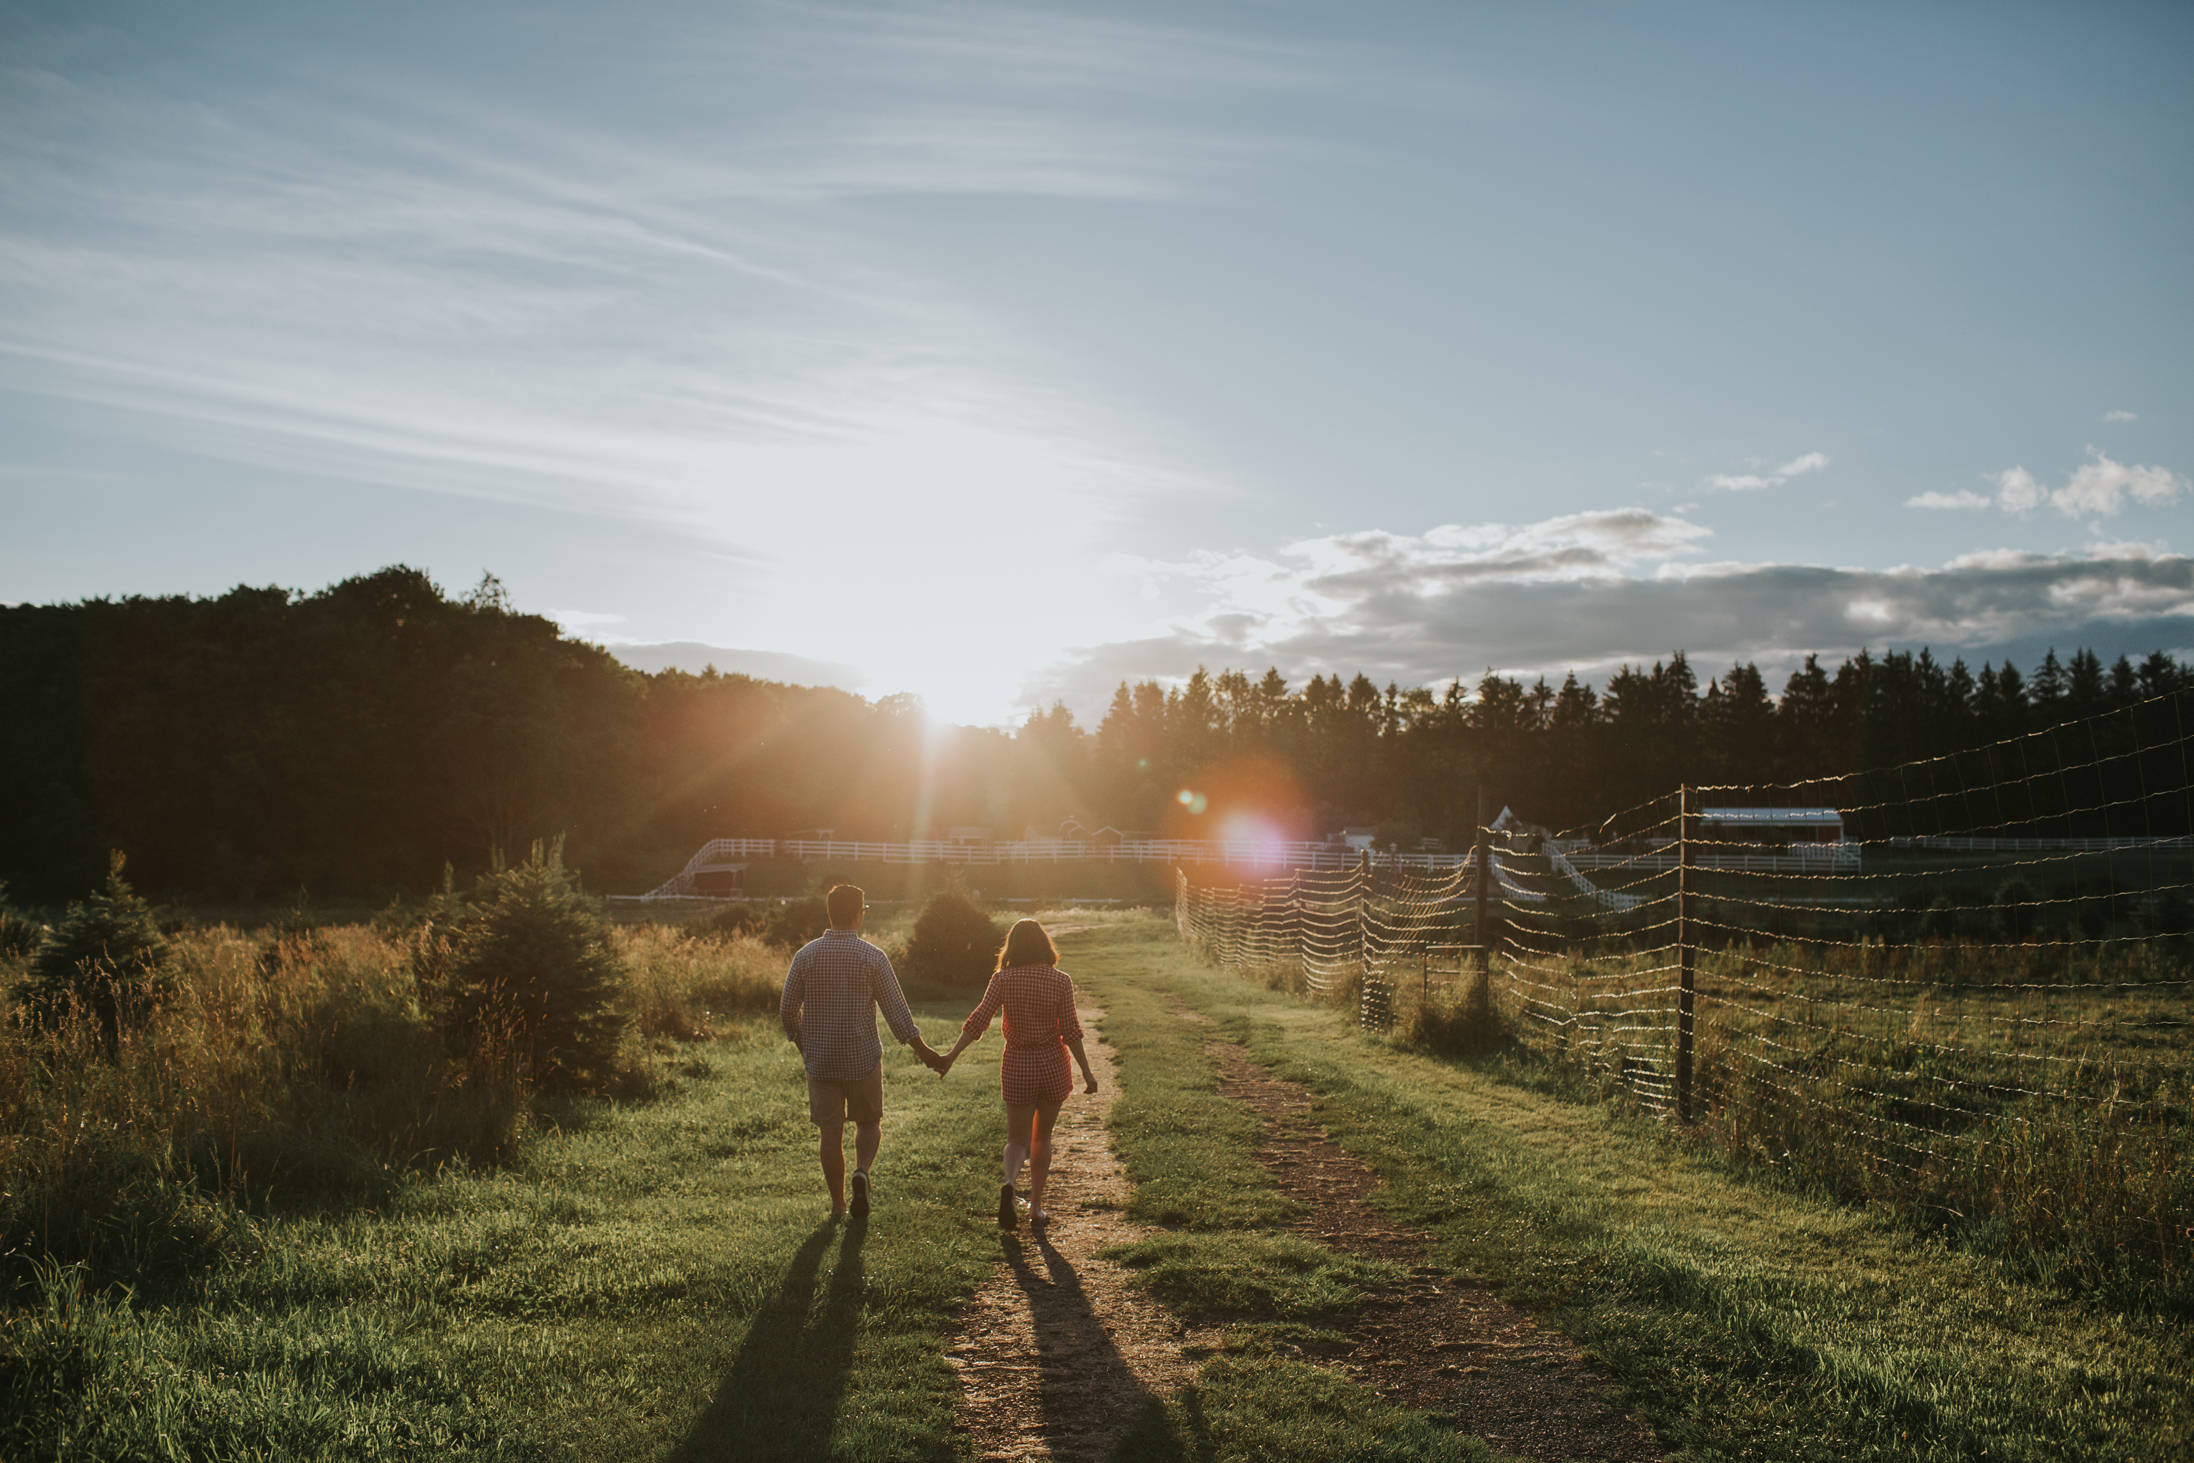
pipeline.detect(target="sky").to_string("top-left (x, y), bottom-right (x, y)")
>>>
top-left (4, 0), bottom-right (2191, 725)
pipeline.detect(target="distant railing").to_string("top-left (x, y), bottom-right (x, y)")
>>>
top-left (1561, 846), bottom-right (1862, 874)
top-left (1886, 834), bottom-right (2194, 853)
top-left (634, 835), bottom-right (1471, 900)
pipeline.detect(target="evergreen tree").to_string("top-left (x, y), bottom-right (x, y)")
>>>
top-left (417, 839), bottom-right (626, 1094)
top-left (1703, 662), bottom-right (1776, 786)
top-left (20, 852), bottom-right (172, 1044)
top-left (2138, 650), bottom-right (2186, 697)
top-left (2065, 648), bottom-right (2109, 719)
top-left (1777, 654), bottom-right (1837, 778)
top-left (2109, 654), bottom-right (2140, 707)
top-left (2030, 649), bottom-right (2068, 720)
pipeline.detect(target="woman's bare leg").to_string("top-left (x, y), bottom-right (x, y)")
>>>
top-left (1026, 1099), bottom-right (1065, 1217)
top-left (1003, 1105), bottom-right (1035, 1185)
top-left (999, 1105), bottom-right (1037, 1228)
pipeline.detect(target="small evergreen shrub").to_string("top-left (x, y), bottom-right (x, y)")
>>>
top-left (413, 839), bottom-right (628, 1095)
top-left (903, 892), bottom-right (1003, 987)
top-left (18, 854), bottom-right (172, 1043)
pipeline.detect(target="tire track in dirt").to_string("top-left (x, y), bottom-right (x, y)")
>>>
top-left (1170, 995), bottom-right (1661, 1463)
top-left (946, 996), bottom-right (1221, 1462)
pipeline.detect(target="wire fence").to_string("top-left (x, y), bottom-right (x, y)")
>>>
top-left (1176, 689), bottom-right (2194, 1301)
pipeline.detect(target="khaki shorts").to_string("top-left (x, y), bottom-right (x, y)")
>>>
top-left (807, 1063), bottom-right (884, 1126)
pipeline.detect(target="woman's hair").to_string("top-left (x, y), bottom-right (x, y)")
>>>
top-left (996, 918), bottom-right (1058, 971)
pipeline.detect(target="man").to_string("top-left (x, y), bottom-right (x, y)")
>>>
top-left (780, 884), bottom-right (946, 1218)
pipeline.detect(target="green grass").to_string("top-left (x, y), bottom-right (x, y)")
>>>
top-left (14, 912), bottom-right (2188, 1460)
top-left (1104, 1233), bottom-right (1402, 1321)
top-left (1109, 1356), bottom-right (1526, 1463)
top-left (7, 916), bottom-right (1514, 1462)
top-left (4, 1004), bottom-right (1006, 1461)
top-left (1076, 924), bottom-right (1295, 1233)
top-left (1072, 920), bottom-right (2194, 1463)
top-left (1066, 922), bottom-right (1534, 1462)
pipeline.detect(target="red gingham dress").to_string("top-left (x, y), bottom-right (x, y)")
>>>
top-left (959, 965), bottom-right (1082, 1106)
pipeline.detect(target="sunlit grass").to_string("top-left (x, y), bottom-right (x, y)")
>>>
top-left (4, 1005), bottom-right (1004, 1460)
top-left (12, 911), bottom-right (2186, 1460)
top-left (1119, 925), bottom-right (2194, 1460)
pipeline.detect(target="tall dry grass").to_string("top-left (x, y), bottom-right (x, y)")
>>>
top-left (0, 922), bottom-right (532, 1292)
top-left (1507, 935), bottom-right (2194, 1311)
top-left (1, 916), bottom-right (791, 1294)
top-left (619, 924), bottom-right (785, 1042)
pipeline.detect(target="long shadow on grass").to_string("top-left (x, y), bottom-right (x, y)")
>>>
top-left (669, 1216), bottom-right (867, 1461)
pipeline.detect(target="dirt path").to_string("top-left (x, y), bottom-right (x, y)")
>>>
top-left (946, 997), bottom-right (1219, 1462)
top-left (1173, 998), bottom-right (1661, 1462)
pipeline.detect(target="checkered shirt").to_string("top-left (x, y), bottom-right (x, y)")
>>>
top-left (780, 929), bottom-right (923, 1081)
top-left (959, 965), bottom-right (1082, 1053)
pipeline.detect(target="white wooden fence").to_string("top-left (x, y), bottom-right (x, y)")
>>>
top-left (636, 835), bottom-right (1471, 900)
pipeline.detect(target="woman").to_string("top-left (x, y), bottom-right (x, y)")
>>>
top-left (938, 918), bottom-right (1098, 1230)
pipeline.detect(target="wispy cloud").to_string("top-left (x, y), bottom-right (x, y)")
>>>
top-left (1906, 489), bottom-right (1992, 510)
top-left (0, 5), bottom-right (1307, 531)
top-left (1704, 450), bottom-right (1830, 491)
top-left (2105, 409), bottom-right (2137, 422)
top-left (0, 4), bottom-right (1345, 726)
top-left (748, 2), bottom-right (1329, 98)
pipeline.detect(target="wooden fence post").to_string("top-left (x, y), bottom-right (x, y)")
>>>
top-left (1474, 786), bottom-right (1490, 988)
top-left (1677, 784), bottom-right (1696, 1123)
top-left (1289, 869), bottom-right (1302, 968)
top-left (1356, 848), bottom-right (1372, 966)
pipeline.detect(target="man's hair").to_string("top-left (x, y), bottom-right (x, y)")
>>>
top-left (996, 918), bottom-right (1058, 971)
top-left (825, 884), bottom-right (864, 928)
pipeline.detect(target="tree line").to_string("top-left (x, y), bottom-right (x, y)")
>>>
top-left (3, 565), bottom-right (2187, 901)
top-left (1092, 645), bottom-right (2194, 844)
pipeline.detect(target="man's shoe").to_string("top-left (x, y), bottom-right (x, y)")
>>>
top-left (850, 1171), bottom-right (870, 1218)
top-left (997, 1183), bottom-right (1017, 1230)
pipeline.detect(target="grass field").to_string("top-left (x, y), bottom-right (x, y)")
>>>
top-left (1281, 849), bottom-right (2194, 1312)
top-left (1105, 921), bottom-right (2194, 1460)
top-left (6, 913), bottom-right (2191, 1459)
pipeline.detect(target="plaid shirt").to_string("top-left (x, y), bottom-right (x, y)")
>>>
top-left (961, 964), bottom-right (1084, 1106)
top-left (780, 929), bottom-right (923, 1081)
top-left (959, 964), bottom-right (1083, 1051)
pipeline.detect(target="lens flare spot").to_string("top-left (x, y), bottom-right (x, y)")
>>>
top-left (1176, 789), bottom-right (1209, 814)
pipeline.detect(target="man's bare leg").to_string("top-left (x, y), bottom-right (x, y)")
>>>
top-left (854, 1119), bottom-right (881, 1182)
top-left (819, 1122), bottom-right (847, 1215)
